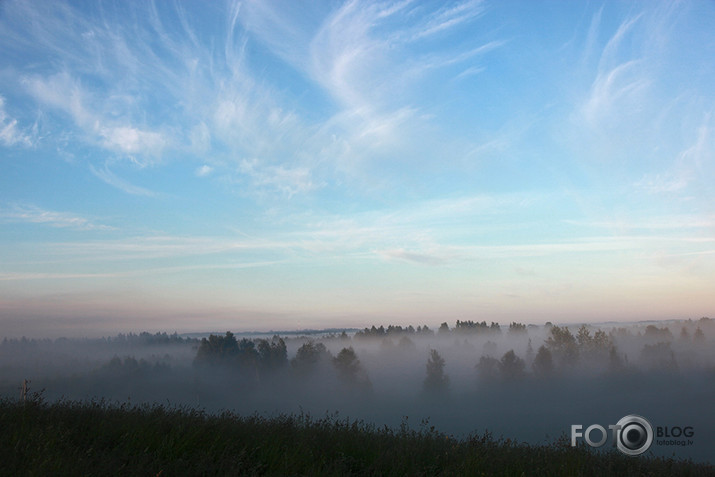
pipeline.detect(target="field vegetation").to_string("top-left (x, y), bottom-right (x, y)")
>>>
top-left (2, 395), bottom-right (713, 476)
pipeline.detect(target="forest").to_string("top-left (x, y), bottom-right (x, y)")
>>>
top-left (1, 318), bottom-right (714, 466)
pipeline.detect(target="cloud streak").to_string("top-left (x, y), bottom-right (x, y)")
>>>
top-left (0, 204), bottom-right (115, 231)
top-left (90, 165), bottom-right (156, 197)
top-left (23, 72), bottom-right (168, 165)
top-left (0, 96), bottom-right (33, 147)
top-left (579, 14), bottom-right (650, 131)
top-left (635, 116), bottom-right (715, 196)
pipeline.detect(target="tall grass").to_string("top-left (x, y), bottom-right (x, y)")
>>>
top-left (1, 396), bottom-right (712, 476)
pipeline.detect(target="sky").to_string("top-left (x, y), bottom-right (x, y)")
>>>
top-left (1, 0), bottom-right (714, 337)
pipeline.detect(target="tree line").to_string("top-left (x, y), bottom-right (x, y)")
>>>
top-left (190, 319), bottom-right (711, 397)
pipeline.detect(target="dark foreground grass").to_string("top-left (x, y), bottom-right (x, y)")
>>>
top-left (1, 397), bottom-right (712, 477)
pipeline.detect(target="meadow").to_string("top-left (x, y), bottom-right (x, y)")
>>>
top-left (2, 396), bottom-right (713, 476)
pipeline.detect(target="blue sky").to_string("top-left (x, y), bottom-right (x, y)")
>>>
top-left (1, 0), bottom-right (714, 337)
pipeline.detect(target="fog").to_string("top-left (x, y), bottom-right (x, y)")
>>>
top-left (1, 319), bottom-right (713, 463)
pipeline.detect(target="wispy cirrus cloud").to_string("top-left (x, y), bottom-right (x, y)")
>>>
top-left (0, 259), bottom-right (289, 282)
top-left (238, 159), bottom-right (317, 197)
top-left (411, 0), bottom-right (486, 40)
top-left (89, 164), bottom-right (156, 197)
top-left (0, 96), bottom-right (34, 147)
top-left (239, 0), bottom-right (499, 172)
top-left (0, 272), bottom-right (121, 281)
top-left (2, 192), bottom-right (534, 268)
top-left (377, 248), bottom-right (460, 266)
top-left (635, 116), bottom-right (714, 196)
top-left (2, 0), bottom-right (500, 198)
top-left (0, 204), bottom-right (115, 231)
top-left (38, 234), bottom-right (293, 263)
top-left (23, 72), bottom-right (168, 164)
top-left (565, 0), bottom-right (715, 236)
top-left (579, 13), bottom-right (650, 130)
top-left (565, 214), bottom-right (715, 232)
top-left (305, 0), bottom-right (493, 115)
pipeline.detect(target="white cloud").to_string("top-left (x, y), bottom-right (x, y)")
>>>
top-left (635, 116), bottom-right (714, 196)
top-left (411, 0), bottom-right (486, 40)
top-left (681, 120), bottom-right (713, 171)
top-left (579, 13), bottom-right (650, 129)
top-left (33, 234), bottom-right (291, 265)
top-left (5, 1), bottom-right (502, 197)
top-left (377, 248), bottom-right (458, 266)
top-left (23, 72), bottom-right (93, 127)
top-left (0, 204), bottom-right (114, 231)
top-left (99, 126), bottom-right (166, 159)
top-left (90, 165), bottom-right (156, 196)
top-left (0, 260), bottom-right (291, 281)
top-left (238, 159), bottom-right (317, 197)
top-left (581, 58), bottom-right (650, 130)
top-left (0, 96), bottom-right (33, 147)
top-left (237, 0), bottom-right (498, 178)
top-left (565, 215), bottom-right (715, 231)
top-left (453, 65), bottom-right (485, 82)
top-left (0, 272), bottom-right (121, 281)
top-left (306, 0), bottom-right (490, 107)
top-left (276, 193), bottom-right (540, 259)
top-left (195, 165), bottom-right (214, 177)
top-left (24, 72), bottom-right (167, 162)
top-left (634, 172), bottom-right (689, 194)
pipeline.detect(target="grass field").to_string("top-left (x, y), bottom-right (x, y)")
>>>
top-left (1, 396), bottom-right (713, 476)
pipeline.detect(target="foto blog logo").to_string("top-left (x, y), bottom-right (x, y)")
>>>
top-left (571, 414), bottom-right (654, 456)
